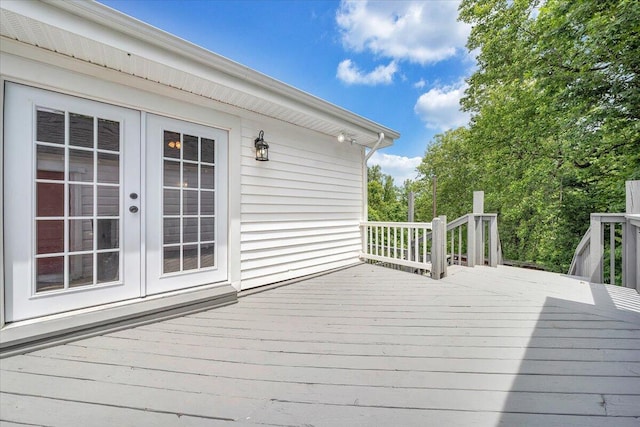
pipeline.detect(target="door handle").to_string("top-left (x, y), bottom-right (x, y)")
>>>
top-left (129, 206), bottom-right (139, 213)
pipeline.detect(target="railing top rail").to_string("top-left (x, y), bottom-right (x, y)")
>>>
top-left (446, 213), bottom-right (499, 230)
top-left (447, 214), bottom-right (470, 229)
top-left (568, 228), bottom-right (590, 276)
top-left (590, 213), bottom-right (628, 222)
top-left (625, 214), bottom-right (640, 227)
top-left (361, 221), bottom-right (433, 228)
top-left (574, 226), bottom-right (591, 256)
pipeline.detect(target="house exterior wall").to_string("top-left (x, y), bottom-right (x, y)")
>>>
top-left (239, 121), bottom-right (364, 290)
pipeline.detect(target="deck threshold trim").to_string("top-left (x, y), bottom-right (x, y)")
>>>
top-left (0, 285), bottom-right (237, 358)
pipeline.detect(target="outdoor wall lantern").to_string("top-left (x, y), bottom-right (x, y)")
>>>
top-left (254, 130), bottom-right (269, 161)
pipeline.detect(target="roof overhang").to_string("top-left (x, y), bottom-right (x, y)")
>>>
top-left (0, 0), bottom-right (399, 148)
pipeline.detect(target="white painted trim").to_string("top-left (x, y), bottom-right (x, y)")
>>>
top-left (228, 125), bottom-right (242, 291)
top-left (139, 112), bottom-right (147, 298)
top-left (0, 77), bottom-right (5, 329)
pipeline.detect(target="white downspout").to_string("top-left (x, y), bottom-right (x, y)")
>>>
top-left (362, 132), bottom-right (385, 222)
top-left (365, 132), bottom-right (384, 163)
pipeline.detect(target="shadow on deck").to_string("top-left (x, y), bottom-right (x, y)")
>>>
top-left (1, 263), bottom-right (639, 426)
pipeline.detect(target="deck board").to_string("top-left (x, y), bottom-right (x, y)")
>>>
top-left (2, 263), bottom-right (640, 426)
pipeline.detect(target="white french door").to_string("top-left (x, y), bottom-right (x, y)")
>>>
top-left (145, 114), bottom-right (228, 295)
top-left (3, 84), bottom-right (229, 322)
top-left (4, 83), bottom-right (142, 322)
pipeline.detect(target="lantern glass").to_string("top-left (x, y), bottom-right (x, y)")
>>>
top-left (256, 142), bottom-right (268, 161)
top-left (254, 131), bottom-right (269, 161)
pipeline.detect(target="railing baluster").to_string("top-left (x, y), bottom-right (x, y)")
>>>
top-left (458, 225), bottom-right (462, 265)
top-left (409, 226), bottom-right (412, 260)
top-left (452, 228), bottom-right (456, 265)
top-left (415, 228), bottom-right (418, 263)
top-left (423, 226), bottom-right (427, 264)
top-left (394, 227), bottom-right (398, 259)
top-left (610, 223), bottom-right (615, 285)
top-left (621, 222), bottom-right (626, 286)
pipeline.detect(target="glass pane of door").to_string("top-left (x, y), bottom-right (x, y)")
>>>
top-left (145, 114), bottom-right (228, 295)
top-left (34, 107), bottom-right (122, 293)
top-left (162, 131), bottom-right (217, 274)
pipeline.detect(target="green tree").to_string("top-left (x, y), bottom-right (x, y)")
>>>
top-left (367, 165), bottom-right (407, 222)
top-left (453, 0), bottom-right (640, 271)
top-left (414, 128), bottom-right (480, 222)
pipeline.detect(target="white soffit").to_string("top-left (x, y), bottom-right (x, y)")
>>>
top-left (0, 0), bottom-right (399, 148)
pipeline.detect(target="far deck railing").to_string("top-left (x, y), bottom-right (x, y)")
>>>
top-left (569, 181), bottom-right (639, 292)
top-left (361, 191), bottom-right (502, 280)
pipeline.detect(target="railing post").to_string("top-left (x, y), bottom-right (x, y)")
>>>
top-left (624, 180), bottom-right (639, 290)
top-left (488, 215), bottom-right (498, 267)
top-left (408, 191), bottom-right (415, 222)
top-left (473, 191), bottom-right (484, 214)
top-left (439, 215), bottom-right (448, 277)
top-left (473, 191), bottom-right (485, 266)
top-left (467, 214), bottom-right (476, 267)
top-left (432, 217), bottom-right (443, 279)
top-left (589, 214), bottom-right (603, 284)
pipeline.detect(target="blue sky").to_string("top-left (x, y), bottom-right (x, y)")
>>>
top-left (99, 0), bottom-right (473, 185)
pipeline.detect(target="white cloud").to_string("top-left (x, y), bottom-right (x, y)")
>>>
top-left (414, 81), bottom-right (470, 131)
top-left (336, 0), bottom-right (470, 65)
top-left (368, 151), bottom-right (421, 185)
top-left (337, 59), bottom-right (398, 85)
top-left (413, 78), bottom-right (426, 89)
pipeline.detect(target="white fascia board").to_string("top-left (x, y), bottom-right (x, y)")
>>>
top-left (2, 0), bottom-right (399, 147)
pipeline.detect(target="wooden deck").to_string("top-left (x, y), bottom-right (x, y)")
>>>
top-left (2, 263), bottom-right (640, 426)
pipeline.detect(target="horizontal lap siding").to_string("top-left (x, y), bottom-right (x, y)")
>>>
top-left (240, 124), bottom-right (363, 289)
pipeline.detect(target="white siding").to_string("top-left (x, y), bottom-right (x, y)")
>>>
top-left (240, 123), bottom-right (363, 289)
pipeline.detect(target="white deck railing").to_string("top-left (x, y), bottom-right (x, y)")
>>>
top-left (361, 191), bottom-right (504, 280)
top-left (360, 218), bottom-right (448, 279)
top-left (447, 213), bottom-right (501, 268)
top-left (569, 213), bottom-right (640, 290)
top-left (569, 181), bottom-right (639, 292)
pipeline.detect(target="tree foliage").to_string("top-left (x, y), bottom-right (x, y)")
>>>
top-left (407, 0), bottom-right (639, 272)
top-left (367, 165), bottom-right (408, 222)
